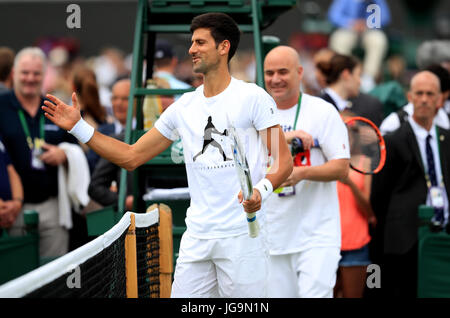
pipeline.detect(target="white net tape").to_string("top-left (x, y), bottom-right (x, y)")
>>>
top-left (0, 208), bottom-right (159, 298)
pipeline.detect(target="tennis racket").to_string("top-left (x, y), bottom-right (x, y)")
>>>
top-left (226, 116), bottom-right (260, 238)
top-left (344, 116), bottom-right (386, 175)
top-left (291, 116), bottom-right (386, 175)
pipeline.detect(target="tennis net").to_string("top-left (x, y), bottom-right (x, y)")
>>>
top-left (0, 208), bottom-right (169, 298)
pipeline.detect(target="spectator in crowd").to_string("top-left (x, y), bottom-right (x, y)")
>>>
top-left (99, 79), bottom-right (133, 136)
top-left (318, 54), bottom-right (362, 112)
top-left (316, 52), bottom-right (384, 126)
top-left (424, 65), bottom-right (450, 119)
top-left (0, 47), bottom-right (81, 259)
top-left (0, 47), bottom-right (14, 94)
top-left (263, 45), bottom-right (349, 297)
top-left (348, 87), bottom-right (384, 127)
top-left (72, 65), bottom-right (112, 153)
top-left (416, 40), bottom-right (450, 74)
top-left (0, 135), bottom-right (23, 232)
top-left (380, 64), bottom-right (450, 135)
top-left (334, 110), bottom-right (377, 298)
top-left (88, 131), bottom-right (134, 211)
top-left (312, 48), bottom-right (336, 95)
top-left (72, 65), bottom-right (110, 129)
top-left (92, 47), bottom-right (130, 113)
top-left (153, 76), bottom-right (175, 113)
top-left (416, 41), bottom-right (450, 120)
top-left (153, 39), bottom-right (191, 98)
top-left (371, 71), bottom-right (450, 297)
top-left (327, 0), bottom-right (391, 92)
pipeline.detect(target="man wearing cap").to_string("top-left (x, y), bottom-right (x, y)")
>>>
top-left (154, 39), bottom-right (191, 98)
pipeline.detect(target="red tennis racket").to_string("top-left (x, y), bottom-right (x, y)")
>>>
top-left (291, 116), bottom-right (386, 175)
top-left (344, 116), bottom-right (386, 175)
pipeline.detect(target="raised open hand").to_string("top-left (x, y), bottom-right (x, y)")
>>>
top-left (42, 92), bottom-right (82, 131)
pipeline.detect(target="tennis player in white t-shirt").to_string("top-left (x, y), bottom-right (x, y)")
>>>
top-left (41, 13), bottom-right (293, 298)
top-left (263, 46), bottom-right (350, 298)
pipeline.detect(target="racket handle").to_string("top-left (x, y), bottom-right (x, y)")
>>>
top-left (246, 212), bottom-right (260, 238)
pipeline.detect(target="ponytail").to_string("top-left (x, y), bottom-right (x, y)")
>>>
top-left (318, 54), bottom-right (359, 85)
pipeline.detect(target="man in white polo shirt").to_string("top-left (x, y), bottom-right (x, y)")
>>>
top-left (264, 45), bottom-right (350, 298)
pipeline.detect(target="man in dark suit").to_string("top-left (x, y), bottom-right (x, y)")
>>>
top-left (321, 90), bottom-right (384, 127)
top-left (315, 51), bottom-right (384, 127)
top-left (348, 93), bottom-right (384, 127)
top-left (88, 132), bottom-right (134, 210)
top-left (370, 71), bottom-right (450, 297)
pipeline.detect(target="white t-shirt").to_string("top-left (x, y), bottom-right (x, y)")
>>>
top-left (266, 93), bottom-right (350, 255)
top-left (380, 102), bottom-right (450, 135)
top-left (155, 77), bottom-right (278, 239)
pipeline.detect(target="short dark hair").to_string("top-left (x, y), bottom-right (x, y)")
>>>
top-left (190, 12), bottom-right (241, 62)
top-left (316, 54), bottom-right (359, 85)
top-left (0, 47), bottom-right (15, 82)
top-left (425, 64), bottom-right (450, 93)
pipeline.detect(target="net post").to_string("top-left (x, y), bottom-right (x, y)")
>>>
top-left (125, 213), bottom-right (138, 298)
top-left (156, 203), bottom-right (173, 298)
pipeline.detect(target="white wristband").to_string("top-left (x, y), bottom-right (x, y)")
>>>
top-left (253, 178), bottom-right (273, 202)
top-left (68, 118), bottom-right (95, 144)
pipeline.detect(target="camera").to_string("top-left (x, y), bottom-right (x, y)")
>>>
top-left (291, 137), bottom-right (305, 155)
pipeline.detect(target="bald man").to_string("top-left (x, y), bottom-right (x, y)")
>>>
top-left (371, 71), bottom-right (450, 297)
top-left (263, 45), bottom-right (350, 298)
top-left (110, 79), bottom-right (132, 133)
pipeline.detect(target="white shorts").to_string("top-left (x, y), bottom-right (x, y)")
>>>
top-left (268, 247), bottom-right (341, 298)
top-left (171, 231), bottom-right (269, 298)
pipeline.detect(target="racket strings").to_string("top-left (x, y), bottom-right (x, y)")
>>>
top-left (347, 120), bottom-right (382, 174)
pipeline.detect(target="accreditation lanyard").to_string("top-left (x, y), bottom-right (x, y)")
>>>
top-left (276, 94), bottom-right (302, 198)
top-left (292, 93), bottom-right (302, 131)
top-left (424, 126), bottom-right (444, 187)
top-left (424, 126), bottom-right (445, 210)
top-left (17, 109), bottom-right (45, 150)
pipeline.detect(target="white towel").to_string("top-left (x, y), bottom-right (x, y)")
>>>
top-left (142, 187), bottom-right (190, 201)
top-left (57, 142), bottom-right (91, 229)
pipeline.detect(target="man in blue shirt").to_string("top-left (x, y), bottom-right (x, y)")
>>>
top-left (327, 0), bottom-right (391, 92)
